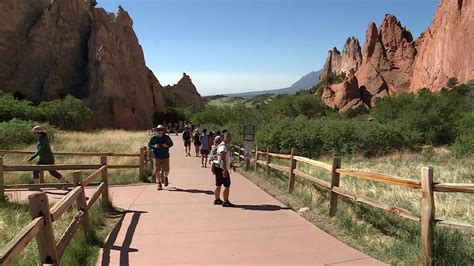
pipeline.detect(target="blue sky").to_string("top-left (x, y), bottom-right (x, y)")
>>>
top-left (97, 0), bottom-right (439, 96)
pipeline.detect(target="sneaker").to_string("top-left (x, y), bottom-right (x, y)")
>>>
top-left (222, 201), bottom-right (235, 207)
top-left (188, 153), bottom-right (191, 156)
top-left (201, 164), bottom-right (204, 167)
top-left (214, 199), bottom-right (224, 205)
top-left (157, 184), bottom-right (163, 190)
top-left (164, 177), bottom-right (169, 187)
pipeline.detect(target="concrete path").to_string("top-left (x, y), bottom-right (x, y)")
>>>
top-left (95, 135), bottom-right (384, 265)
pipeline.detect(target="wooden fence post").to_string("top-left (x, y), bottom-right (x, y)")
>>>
top-left (147, 149), bottom-right (154, 171)
top-left (139, 147), bottom-right (146, 179)
top-left (329, 157), bottom-right (341, 217)
top-left (39, 171), bottom-right (45, 184)
top-left (254, 145), bottom-right (258, 171)
top-left (0, 157), bottom-right (4, 200)
top-left (421, 166), bottom-right (435, 265)
top-left (28, 192), bottom-right (60, 265)
top-left (238, 146), bottom-right (242, 163)
top-left (100, 156), bottom-right (109, 206)
top-left (72, 171), bottom-right (93, 241)
top-left (288, 148), bottom-right (297, 193)
top-left (266, 146), bottom-right (270, 175)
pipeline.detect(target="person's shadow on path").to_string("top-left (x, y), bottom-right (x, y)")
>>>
top-left (101, 210), bottom-right (147, 266)
top-left (168, 187), bottom-right (214, 195)
top-left (237, 204), bottom-right (290, 211)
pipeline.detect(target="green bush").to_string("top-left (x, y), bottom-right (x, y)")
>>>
top-left (0, 119), bottom-right (55, 149)
top-left (38, 95), bottom-right (92, 130)
top-left (0, 91), bottom-right (92, 130)
top-left (451, 133), bottom-right (474, 156)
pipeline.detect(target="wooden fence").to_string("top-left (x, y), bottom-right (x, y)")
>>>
top-left (233, 145), bottom-right (474, 264)
top-left (0, 147), bottom-right (154, 198)
top-left (0, 147), bottom-right (153, 265)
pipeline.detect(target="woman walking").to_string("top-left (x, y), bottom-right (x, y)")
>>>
top-left (28, 126), bottom-right (65, 184)
top-left (192, 129), bottom-right (201, 157)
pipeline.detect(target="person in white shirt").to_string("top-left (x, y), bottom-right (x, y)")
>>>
top-left (213, 131), bottom-right (236, 207)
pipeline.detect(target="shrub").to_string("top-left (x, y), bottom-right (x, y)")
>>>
top-left (0, 119), bottom-right (55, 149)
top-left (451, 133), bottom-right (474, 156)
top-left (38, 95), bottom-right (92, 130)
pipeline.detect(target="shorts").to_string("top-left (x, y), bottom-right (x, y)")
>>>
top-left (200, 149), bottom-right (210, 156)
top-left (154, 158), bottom-right (170, 173)
top-left (214, 165), bottom-right (231, 187)
top-left (184, 140), bottom-right (191, 147)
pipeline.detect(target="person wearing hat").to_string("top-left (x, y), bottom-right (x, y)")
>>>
top-left (28, 126), bottom-right (65, 184)
top-left (148, 124), bottom-right (174, 190)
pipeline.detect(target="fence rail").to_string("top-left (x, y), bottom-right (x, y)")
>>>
top-left (232, 144), bottom-right (473, 265)
top-left (0, 146), bottom-right (154, 265)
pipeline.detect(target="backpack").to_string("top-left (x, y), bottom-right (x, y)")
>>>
top-left (210, 143), bottom-right (228, 174)
top-left (183, 130), bottom-right (190, 140)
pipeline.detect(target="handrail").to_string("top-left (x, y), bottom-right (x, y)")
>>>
top-left (0, 217), bottom-right (45, 265)
top-left (433, 183), bottom-right (474, 194)
top-left (4, 164), bottom-right (102, 172)
top-left (293, 156), bottom-right (332, 171)
top-left (267, 152), bottom-right (292, 159)
top-left (336, 169), bottom-right (421, 189)
top-left (56, 210), bottom-right (85, 259)
top-left (50, 186), bottom-right (83, 221)
top-left (82, 165), bottom-right (106, 186)
top-left (0, 150), bottom-right (139, 157)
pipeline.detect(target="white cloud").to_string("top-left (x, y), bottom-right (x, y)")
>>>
top-left (156, 72), bottom-right (300, 96)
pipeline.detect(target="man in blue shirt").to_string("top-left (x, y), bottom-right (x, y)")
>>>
top-left (148, 125), bottom-right (174, 190)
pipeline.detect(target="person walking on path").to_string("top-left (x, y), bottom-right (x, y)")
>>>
top-left (213, 131), bottom-right (236, 207)
top-left (182, 125), bottom-right (192, 156)
top-left (28, 126), bottom-right (66, 184)
top-left (148, 124), bottom-right (174, 190)
top-left (199, 129), bottom-right (210, 167)
top-left (192, 129), bottom-right (201, 157)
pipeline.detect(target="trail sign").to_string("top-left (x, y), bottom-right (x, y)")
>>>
top-left (244, 141), bottom-right (253, 160)
top-left (243, 125), bottom-right (256, 141)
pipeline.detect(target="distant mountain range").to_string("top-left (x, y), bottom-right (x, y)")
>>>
top-left (223, 70), bottom-right (321, 98)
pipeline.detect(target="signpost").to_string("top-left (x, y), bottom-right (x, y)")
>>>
top-left (243, 125), bottom-right (256, 170)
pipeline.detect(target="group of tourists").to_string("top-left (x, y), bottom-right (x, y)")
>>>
top-left (150, 123), bottom-right (236, 207)
top-left (27, 122), bottom-right (236, 207)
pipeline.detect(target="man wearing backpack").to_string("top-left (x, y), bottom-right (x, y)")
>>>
top-left (149, 125), bottom-right (174, 190)
top-left (182, 125), bottom-right (191, 156)
top-left (213, 131), bottom-right (236, 207)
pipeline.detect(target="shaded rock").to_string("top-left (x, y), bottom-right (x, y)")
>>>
top-left (162, 73), bottom-right (204, 109)
top-left (322, 75), bottom-right (366, 111)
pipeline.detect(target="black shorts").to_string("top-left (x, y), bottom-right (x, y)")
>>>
top-left (214, 165), bottom-right (231, 187)
top-left (184, 140), bottom-right (191, 147)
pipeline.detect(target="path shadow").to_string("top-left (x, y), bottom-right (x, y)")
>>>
top-left (100, 210), bottom-right (147, 266)
top-left (237, 204), bottom-right (290, 211)
top-left (168, 187), bottom-right (214, 195)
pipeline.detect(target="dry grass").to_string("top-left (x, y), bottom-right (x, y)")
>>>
top-left (2, 130), bottom-right (152, 185)
top-left (259, 149), bottom-right (473, 264)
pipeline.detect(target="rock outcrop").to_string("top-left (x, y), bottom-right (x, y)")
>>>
top-left (162, 73), bottom-right (205, 109)
top-left (0, 1), bottom-right (203, 129)
top-left (320, 0), bottom-right (473, 112)
top-left (321, 74), bottom-right (366, 112)
top-left (410, 0), bottom-right (474, 92)
top-left (319, 37), bottom-right (362, 81)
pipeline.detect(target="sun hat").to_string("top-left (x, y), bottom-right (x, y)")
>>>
top-left (31, 126), bottom-right (45, 133)
top-left (157, 124), bottom-right (166, 130)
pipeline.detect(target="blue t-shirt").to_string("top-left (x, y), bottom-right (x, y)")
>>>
top-left (200, 134), bottom-right (209, 150)
top-left (148, 135), bottom-right (174, 159)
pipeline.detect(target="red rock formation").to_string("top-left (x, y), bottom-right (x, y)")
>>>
top-left (162, 73), bottom-right (204, 109)
top-left (321, 75), bottom-right (366, 112)
top-left (0, 1), bottom-right (204, 129)
top-left (320, 0), bottom-right (473, 112)
top-left (411, 0), bottom-right (474, 91)
top-left (320, 37), bottom-right (362, 81)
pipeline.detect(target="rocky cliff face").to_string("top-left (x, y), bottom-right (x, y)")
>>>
top-left (162, 73), bottom-right (205, 109)
top-left (320, 0), bottom-right (473, 111)
top-left (410, 0), bottom-right (474, 92)
top-left (319, 37), bottom-right (362, 81)
top-left (0, 1), bottom-right (203, 129)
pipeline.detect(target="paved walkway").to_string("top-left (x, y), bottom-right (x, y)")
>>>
top-left (95, 135), bottom-right (383, 265)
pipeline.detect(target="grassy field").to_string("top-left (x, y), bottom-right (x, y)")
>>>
top-left (240, 148), bottom-right (473, 265)
top-left (0, 199), bottom-right (123, 265)
top-left (2, 130), bottom-right (152, 186)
